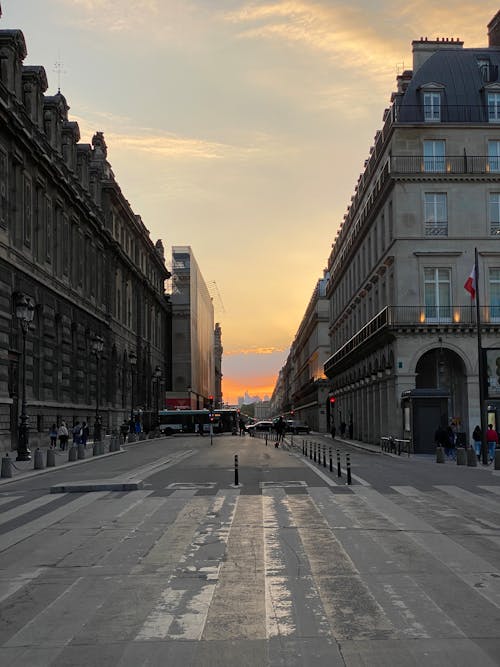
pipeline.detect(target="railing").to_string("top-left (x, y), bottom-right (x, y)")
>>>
top-left (390, 155), bottom-right (500, 175)
top-left (325, 305), bottom-right (500, 373)
top-left (381, 436), bottom-right (413, 457)
top-left (392, 104), bottom-right (495, 124)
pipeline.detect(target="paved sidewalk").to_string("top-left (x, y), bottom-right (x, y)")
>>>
top-left (0, 439), bottom-right (124, 486)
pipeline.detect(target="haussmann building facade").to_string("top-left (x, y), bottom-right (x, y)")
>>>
top-left (324, 13), bottom-right (500, 452)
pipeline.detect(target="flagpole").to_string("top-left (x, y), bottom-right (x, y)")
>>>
top-left (475, 247), bottom-right (488, 464)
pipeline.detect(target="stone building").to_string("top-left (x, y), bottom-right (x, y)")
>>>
top-left (271, 273), bottom-right (330, 432)
top-left (167, 246), bottom-right (215, 409)
top-left (0, 24), bottom-right (170, 452)
top-left (324, 13), bottom-right (500, 451)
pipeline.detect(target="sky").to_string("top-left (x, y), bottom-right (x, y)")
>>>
top-left (2, 1), bottom-right (499, 404)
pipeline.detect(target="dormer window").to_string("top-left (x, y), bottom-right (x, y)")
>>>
top-left (423, 92), bottom-right (441, 122)
top-left (478, 59), bottom-right (490, 82)
top-left (419, 83), bottom-right (444, 123)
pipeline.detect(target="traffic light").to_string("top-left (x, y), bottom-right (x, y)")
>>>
top-left (329, 396), bottom-right (336, 404)
top-left (290, 410), bottom-right (295, 417)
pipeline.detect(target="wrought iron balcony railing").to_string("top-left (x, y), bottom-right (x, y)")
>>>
top-left (390, 155), bottom-right (500, 175)
top-left (325, 305), bottom-right (500, 374)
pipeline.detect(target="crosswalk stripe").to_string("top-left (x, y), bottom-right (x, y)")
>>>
top-left (0, 568), bottom-right (46, 604)
top-left (0, 494), bottom-right (60, 527)
top-left (135, 491), bottom-right (238, 641)
top-left (0, 492), bottom-right (108, 553)
top-left (287, 493), bottom-right (394, 640)
top-left (202, 495), bottom-right (266, 640)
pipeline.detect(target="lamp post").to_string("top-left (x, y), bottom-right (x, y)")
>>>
top-left (15, 294), bottom-right (35, 461)
top-left (91, 334), bottom-right (104, 443)
top-left (129, 350), bottom-right (137, 432)
top-left (153, 365), bottom-right (162, 428)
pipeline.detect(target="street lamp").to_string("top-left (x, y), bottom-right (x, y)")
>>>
top-left (129, 350), bottom-right (137, 432)
top-left (91, 334), bottom-right (104, 443)
top-left (153, 365), bottom-right (162, 428)
top-left (15, 294), bottom-right (35, 461)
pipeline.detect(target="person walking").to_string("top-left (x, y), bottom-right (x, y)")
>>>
top-left (486, 424), bottom-right (499, 464)
top-left (472, 425), bottom-right (482, 461)
top-left (238, 418), bottom-right (246, 436)
top-left (72, 421), bottom-right (82, 446)
top-left (340, 421), bottom-right (346, 437)
top-left (275, 416), bottom-right (285, 447)
top-left (330, 422), bottom-right (336, 439)
top-left (58, 421), bottom-right (69, 450)
top-left (435, 423), bottom-right (449, 457)
top-left (445, 424), bottom-right (456, 460)
top-left (49, 423), bottom-right (58, 448)
top-left (81, 421), bottom-right (89, 447)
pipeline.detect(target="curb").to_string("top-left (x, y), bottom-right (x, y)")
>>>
top-left (0, 447), bottom-right (125, 487)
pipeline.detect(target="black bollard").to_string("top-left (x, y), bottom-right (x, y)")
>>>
top-left (265, 433), bottom-right (268, 446)
top-left (323, 446), bottom-right (326, 468)
top-left (309, 442), bottom-right (312, 460)
top-left (235, 454), bottom-right (239, 486)
top-left (337, 449), bottom-right (341, 477)
top-left (329, 447), bottom-right (333, 472)
top-left (314, 443), bottom-right (317, 463)
top-left (346, 453), bottom-right (352, 485)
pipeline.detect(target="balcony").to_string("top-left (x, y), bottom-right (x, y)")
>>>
top-left (390, 155), bottom-right (500, 175)
top-left (324, 305), bottom-right (500, 376)
top-left (393, 104), bottom-right (497, 124)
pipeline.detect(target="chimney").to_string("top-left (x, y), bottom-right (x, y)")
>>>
top-left (488, 11), bottom-right (500, 47)
top-left (412, 37), bottom-right (463, 73)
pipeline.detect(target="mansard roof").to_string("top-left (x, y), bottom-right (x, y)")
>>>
top-left (0, 29), bottom-right (27, 58)
top-left (399, 47), bottom-right (500, 120)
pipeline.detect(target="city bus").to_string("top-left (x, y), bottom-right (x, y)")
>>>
top-left (158, 408), bottom-right (238, 435)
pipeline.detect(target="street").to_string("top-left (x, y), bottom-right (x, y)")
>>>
top-left (1, 434), bottom-right (500, 666)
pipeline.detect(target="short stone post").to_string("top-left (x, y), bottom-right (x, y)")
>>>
top-left (467, 447), bottom-right (477, 467)
top-left (34, 448), bottom-right (44, 470)
top-left (46, 448), bottom-right (56, 467)
top-left (456, 447), bottom-right (466, 466)
top-left (436, 446), bottom-right (445, 463)
top-left (1, 454), bottom-right (13, 478)
top-left (68, 446), bottom-right (78, 462)
top-left (77, 443), bottom-right (85, 460)
top-left (495, 450), bottom-right (500, 470)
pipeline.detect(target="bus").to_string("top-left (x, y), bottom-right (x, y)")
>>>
top-left (158, 408), bottom-right (238, 435)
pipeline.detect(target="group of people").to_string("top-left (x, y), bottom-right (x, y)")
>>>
top-left (435, 422), bottom-right (500, 463)
top-left (49, 421), bottom-right (89, 450)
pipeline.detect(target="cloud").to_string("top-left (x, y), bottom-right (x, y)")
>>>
top-left (225, 346), bottom-right (288, 356)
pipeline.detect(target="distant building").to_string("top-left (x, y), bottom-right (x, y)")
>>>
top-left (0, 22), bottom-right (170, 452)
top-left (168, 246), bottom-right (215, 408)
top-left (254, 400), bottom-right (271, 420)
top-left (214, 322), bottom-right (223, 408)
top-left (270, 274), bottom-right (330, 431)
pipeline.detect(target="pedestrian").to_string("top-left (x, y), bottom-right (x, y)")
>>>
top-left (275, 416), bottom-right (285, 447)
top-left (340, 421), bottom-right (346, 437)
top-left (49, 423), bottom-right (57, 448)
top-left (58, 421), bottom-right (69, 450)
top-left (472, 425), bottom-right (482, 461)
top-left (81, 421), bottom-right (89, 447)
top-left (446, 424), bottom-right (456, 460)
top-left (330, 422), bottom-right (336, 439)
top-left (134, 419), bottom-right (141, 435)
top-left (72, 421), bottom-right (82, 445)
top-left (348, 418), bottom-right (353, 439)
top-left (486, 423), bottom-right (499, 463)
top-left (238, 417), bottom-right (246, 436)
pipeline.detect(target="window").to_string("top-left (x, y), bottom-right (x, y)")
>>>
top-left (424, 92), bottom-right (441, 122)
top-left (423, 140), bottom-right (445, 172)
top-left (490, 269), bottom-right (500, 320)
top-left (424, 193), bottom-right (447, 236)
top-left (490, 193), bottom-right (500, 235)
top-left (488, 92), bottom-right (500, 122)
top-left (478, 59), bottom-right (490, 82)
top-left (23, 176), bottom-right (32, 247)
top-left (45, 197), bottom-right (52, 262)
top-left (424, 267), bottom-right (451, 321)
top-left (0, 147), bottom-right (7, 229)
top-left (488, 141), bottom-right (500, 172)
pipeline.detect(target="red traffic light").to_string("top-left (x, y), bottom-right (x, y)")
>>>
top-left (209, 395), bottom-right (214, 401)
top-left (329, 396), bottom-right (336, 404)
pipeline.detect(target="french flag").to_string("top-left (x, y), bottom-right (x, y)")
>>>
top-left (464, 265), bottom-right (476, 300)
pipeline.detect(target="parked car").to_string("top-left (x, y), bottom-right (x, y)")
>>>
top-left (246, 420), bottom-right (274, 435)
top-left (286, 420), bottom-right (311, 434)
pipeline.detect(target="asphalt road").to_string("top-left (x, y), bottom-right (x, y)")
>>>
top-left (1, 433), bottom-right (500, 666)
